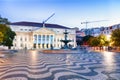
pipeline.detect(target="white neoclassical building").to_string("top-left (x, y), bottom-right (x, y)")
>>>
top-left (9, 21), bottom-right (76, 49)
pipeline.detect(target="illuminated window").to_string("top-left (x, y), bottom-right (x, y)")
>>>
top-left (20, 29), bottom-right (23, 31)
top-left (38, 35), bottom-right (41, 43)
top-left (21, 43), bottom-right (23, 47)
top-left (34, 35), bottom-right (37, 43)
top-left (25, 37), bottom-right (27, 41)
top-left (20, 37), bottom-right (22, 41)
top-left (50, 35), bottom-right (53, 43)
top-left (47, 35), bottom-right (49, 41)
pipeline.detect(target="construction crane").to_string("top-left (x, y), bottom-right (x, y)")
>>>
top-left (81, 20), bottom-right (108, 29)
top-left (43, 13), bottom-right (55, 27)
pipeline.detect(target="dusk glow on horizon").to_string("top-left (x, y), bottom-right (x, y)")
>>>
top-left (0, 0), bottom-right (120, 29)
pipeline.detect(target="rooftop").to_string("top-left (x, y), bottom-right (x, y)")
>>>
top-left (10, 21), bottom-right (71, 29)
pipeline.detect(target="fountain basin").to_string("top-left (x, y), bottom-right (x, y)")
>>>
top-left (41, 49), bottom-right (79, 54)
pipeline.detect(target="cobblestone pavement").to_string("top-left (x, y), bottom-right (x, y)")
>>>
top-left (0, 50), bottom-right (120, 80)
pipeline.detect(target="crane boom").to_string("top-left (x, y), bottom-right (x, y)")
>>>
top-left (42, 13), bottom-right (55, 28)
top-left (81, 20), bottom-right (108, 29)
top-left (81, 20), bottom-right (108, 35)
top-left (43, 13), bottom-right (55, 23)
top-left (81, 20), bottom-right (108, 24)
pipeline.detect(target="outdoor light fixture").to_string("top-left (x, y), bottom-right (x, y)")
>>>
top-left (106, 35), bottom-right (111, 41)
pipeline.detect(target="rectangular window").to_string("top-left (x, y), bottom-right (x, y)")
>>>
top-left (25, 37), bottom-right (27, 41)
top-left (50, 35), bottom-right (53, 43)
top-left (20, 37), bottom-right (22, 41)
top-left (20, 29), bottom-right (23, 31)
top-left (47, 35), bottom-right (49, 41)
top-left (14, 38), bottom-right (16, 41)
top-left (46, 35), bottom-right (49, 43)
top-left (43, 35), bottom-right (45, 43)
top-left (21, 43), bottom-right (23, 47)
top-left (34, 35), bottom-right (37, 43)
top-left (38, 35), bottom-right (41, 43)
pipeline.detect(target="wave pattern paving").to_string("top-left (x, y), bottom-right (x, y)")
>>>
top-left (0, 50), bottom-right (120, 80)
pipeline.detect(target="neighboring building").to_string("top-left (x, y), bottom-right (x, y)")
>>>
top-left (76, 30), bottom-right (85, 41)
top-left (79, 23), bottom-right (120, 37)
top-left (78, 28), bottom-right (102, 37)
top-left (90, 27), bottom-right (103, 37)
top-left (76, 30), bottom-right (85, 37)
top-left (75, 29), bottom-right (85, 46)
top-left (101, 24), bottom-right (120, 35)
top-left (72, 27), bottom-right (79, 31)
top-left (9, 21), bottom-right (76, 49)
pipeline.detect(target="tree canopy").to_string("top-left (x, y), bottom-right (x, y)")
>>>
top-left (83, 35), bottom-right (93, 42)
top-left (98, 34), bottom-right (109, 47)
top-left (0, 15), bottom-right (16, 49)
top-left (0, 15), bottom-right (10, 24)
top-left (88, 37), bottom-right (100, 47)
top-left (88, 34), bottom-right (109, 47)
top-left (111, 29), bottom-right (120, 47)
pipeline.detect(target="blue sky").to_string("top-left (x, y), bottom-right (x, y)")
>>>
top-left (0, 0), bottom-right (120, 29)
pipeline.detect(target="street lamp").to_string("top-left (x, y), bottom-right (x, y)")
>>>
top-left (106, 35), bottom-right (111, 41)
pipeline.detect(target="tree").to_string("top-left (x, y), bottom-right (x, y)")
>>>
top-left (87, 34), bottom-right (109, 50)
top-left (83, 35), bottom-right (93, 42)
top-left (0, 15), bottom-right (10, 24)
top-left (76, 39), bottom-right (83, 46)
top-left (98, 34), bottom-right (109, 47)
top-left (82, 35), bottom-right (93, 45)
top-left (3, 28), bottom-right (16, 49)
top-left (88, 37), bottom-right (100, 47)
top-left (0, 15), bottom-right (16, 49)
top-left (111, 29), bottom-right (120, 47)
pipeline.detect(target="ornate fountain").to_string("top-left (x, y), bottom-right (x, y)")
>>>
top-left (60, 30), bottom-right (72, 49)
top-left (42, 30), bottom-right (78, 53)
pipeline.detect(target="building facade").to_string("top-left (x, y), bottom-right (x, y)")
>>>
top-left (78, 23), bottom-right (120, 38)
top-left (10, 21), bottom-right (76, 49)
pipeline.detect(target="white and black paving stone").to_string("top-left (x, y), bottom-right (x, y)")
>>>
top-left (0, 50), bottom-right (120, 80)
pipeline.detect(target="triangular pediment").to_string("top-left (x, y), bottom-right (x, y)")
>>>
top-left (33, 27), bottom-right (55, 34)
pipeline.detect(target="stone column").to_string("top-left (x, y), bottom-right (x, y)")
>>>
top-left (44, 35), bottom-right (46, 49)
top-left (52, 35), bottom-right (54, 48)
top-left (41, 35), bottom-right (42, 49)
top-left (36, 34), bottom-right (38, 49)
top-left (49, 35), bottom-right (51, 48)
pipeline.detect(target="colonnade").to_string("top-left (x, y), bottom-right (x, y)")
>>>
top-left (33, 34), bottom-right (54, 49)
